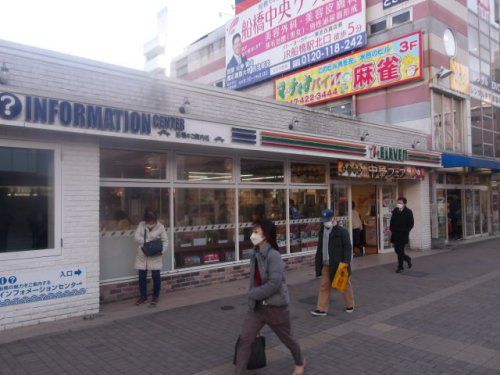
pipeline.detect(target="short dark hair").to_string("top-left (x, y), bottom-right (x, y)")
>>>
top-left (232, 33), bottom-right (241, 45)
top-left (252, 219), bottom-right (279, 251)
top-left (397, 197), bottom-right (407, 204)
top-left (143, 209), bottom-right (157, 222)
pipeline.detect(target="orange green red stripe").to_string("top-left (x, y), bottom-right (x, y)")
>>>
top-left (407, 150), bottom-right (441, 164)
top-left (261, 131), bottom-right (367, 156)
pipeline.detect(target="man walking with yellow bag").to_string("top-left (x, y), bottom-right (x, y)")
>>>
top-left (311, 209), bottom-right (354, 317)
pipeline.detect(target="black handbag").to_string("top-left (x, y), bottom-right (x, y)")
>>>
top-left (233, 335), bottom-right (266, 370)
top-left (141, 229), bottom-right (163, 257)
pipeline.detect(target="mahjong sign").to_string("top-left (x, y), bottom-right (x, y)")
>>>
top-left (274, 31), bottom-right (423, 105)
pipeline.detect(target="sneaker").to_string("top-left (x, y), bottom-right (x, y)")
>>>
top-left (345, 306), bottom-right (354, 313)
top-left (135, 297), bottom-right (147, 306)
top-left (150, 296), bottom-right (159, 307)
top-left (310, 309), bottom-right (327, 316)
top-left (396, 267), bottom-right (404, 274)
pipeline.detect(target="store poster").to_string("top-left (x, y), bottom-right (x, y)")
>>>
top-left (225, 0), bottom-right (367, 89)
top-left (274, 31), bottom-right (423, 105)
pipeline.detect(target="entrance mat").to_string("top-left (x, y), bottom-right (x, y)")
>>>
top-left (401, 271), bottom-right (429, 278)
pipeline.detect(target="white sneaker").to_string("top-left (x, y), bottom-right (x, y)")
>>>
top-left (345, 306), bottom-right (354, 313)
top-left (311, 309), bottom-right (327, 316)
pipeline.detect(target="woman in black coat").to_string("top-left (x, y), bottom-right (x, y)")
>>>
top-left (390, 197), bottom-right (414, 273)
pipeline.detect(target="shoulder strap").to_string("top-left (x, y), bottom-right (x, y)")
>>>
top-left (144, 228), bottom-right (147, 243)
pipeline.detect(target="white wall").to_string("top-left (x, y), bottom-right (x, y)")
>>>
top-left (0, 135), bottom-right (100, 331)
top-left (403, 175), bottom-right (432, 250)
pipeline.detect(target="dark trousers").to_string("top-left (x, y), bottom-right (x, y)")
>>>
top-left (394, 243), bottom-right (411, 268)
top-left (352, 228), bottom-right (363, 251)
top-left (138, 270), bottom-right (161, 298)
top-left (235, 305), bottom-right (303, 374)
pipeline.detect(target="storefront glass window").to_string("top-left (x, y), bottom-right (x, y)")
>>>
top-left (480, 191), bottom-right (489, 234)
top-left (0, 147), bottom-right (54, 252)
top-left (289, 189), bottom-right (327, 253)
top-left (176, 154), bottom-right (233, 182)
top-left (100, 149), bottom-right (167, 179)
top-left (240, 159), bottom-right (284, 183)
top-left (492, 182), bottom-right (499, 233)
top-left (474, 190), bottom-right (481, 234)
top-left (465, 190), bottom-right (474, 236)
top-left (99, 187), bottom-right (171, 280)
top-left (290, 163), bottom-right (326, 184)
top-left (331, 186), bottom-right (348, 217)
top-left (436, 189), bottom-right (447, 240)
top-left (238, 189), bottom-right (286, 258)
top-left (174, 188), bottom-right (235, 268)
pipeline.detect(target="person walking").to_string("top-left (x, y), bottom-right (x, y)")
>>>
top-left (234, 219), bottom-right (305, 375)
top-left (134, 209), bottom-right (168, 306)
top-left (351, 202), bottom-right (365, 257)
top-left (311, 209), bottom-right (354, 316)
top-left (390, 197), bottom-right (414, 273)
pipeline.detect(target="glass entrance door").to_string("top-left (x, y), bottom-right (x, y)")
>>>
top-left (379, 185), bottom-right (397, 252)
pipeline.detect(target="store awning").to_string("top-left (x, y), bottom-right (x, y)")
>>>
top-left (441, 153), bottom-right (500, 171)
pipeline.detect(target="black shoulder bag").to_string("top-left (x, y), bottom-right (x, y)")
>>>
top-left (141, 229), bottom-right (163, 257)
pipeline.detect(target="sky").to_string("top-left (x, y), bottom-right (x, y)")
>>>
top-left (0, 0), bottom-right (233, 72)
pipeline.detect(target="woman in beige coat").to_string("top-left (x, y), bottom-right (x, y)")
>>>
top-left (134, 210), bottom-right (168, 307)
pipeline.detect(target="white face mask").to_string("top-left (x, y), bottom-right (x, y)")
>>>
top-left (250, 232), bottom-right (264, 246)
top-left (324, 221), bottom-right (334, 229)
top-left (397, 203), bottom-right (404, 210)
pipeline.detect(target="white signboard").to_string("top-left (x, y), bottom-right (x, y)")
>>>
top-left (225, 0), bottom-right (367, 89)
top-left (0, 267), bottom-right (86, 307)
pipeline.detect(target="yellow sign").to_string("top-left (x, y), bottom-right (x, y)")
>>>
top-left (275, 32), bottom-right (423, 106)
top-left (450, 59), bottom-right (470, 94)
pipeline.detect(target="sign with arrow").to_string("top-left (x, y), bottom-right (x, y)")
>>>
top-left (0, 267), bottom-right (87, 308)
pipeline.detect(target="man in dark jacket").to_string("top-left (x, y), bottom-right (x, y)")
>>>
top-left (311, 209), bottom-right (354, 316)
top-left (390, 197), bottom-right (414, 273)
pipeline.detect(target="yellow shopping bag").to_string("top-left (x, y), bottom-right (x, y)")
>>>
top-left (331, 262), bottom-right (350, 292)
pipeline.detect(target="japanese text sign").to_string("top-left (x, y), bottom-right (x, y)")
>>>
top-left (274, 31), bottom-right (423, 105)
top-left (0, 267), bottom-right (87, 307)
top-left (450, 59), bottom-right (470, 95)
top-left (335, 160), bottom-right (425, 180)
top-left (225, 0), bottom-right (367, 90)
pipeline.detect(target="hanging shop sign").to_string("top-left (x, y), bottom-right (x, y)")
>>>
top-left (0, 267), bottom-right (87, 307)
top-left (370, 144), bottom-right (408, 162)
top-left (335, 160), bottom-right (425, 179)
top-left (0, 92), bottom-right (238, 146)
top-left (274, 31), bottom-right (423, 106)
top-left (225, 0), bottom-right (367, 90)
top-left (450, 59), bottom-right (470, 95)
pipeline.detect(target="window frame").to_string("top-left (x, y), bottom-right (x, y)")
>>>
top-left (239, 157), bottom-right (286, 185)
top-left (174, 152), bottom-right (234, 184)
top-left (0, 140), bottom-right (62, 260)
top-left (369, 7), bottom-right (413, 35)
top-left (99, 147), bottom-right (168, 182)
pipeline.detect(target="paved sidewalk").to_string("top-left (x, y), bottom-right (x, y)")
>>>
top-left (1, 239), bottom-right (500, 374)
